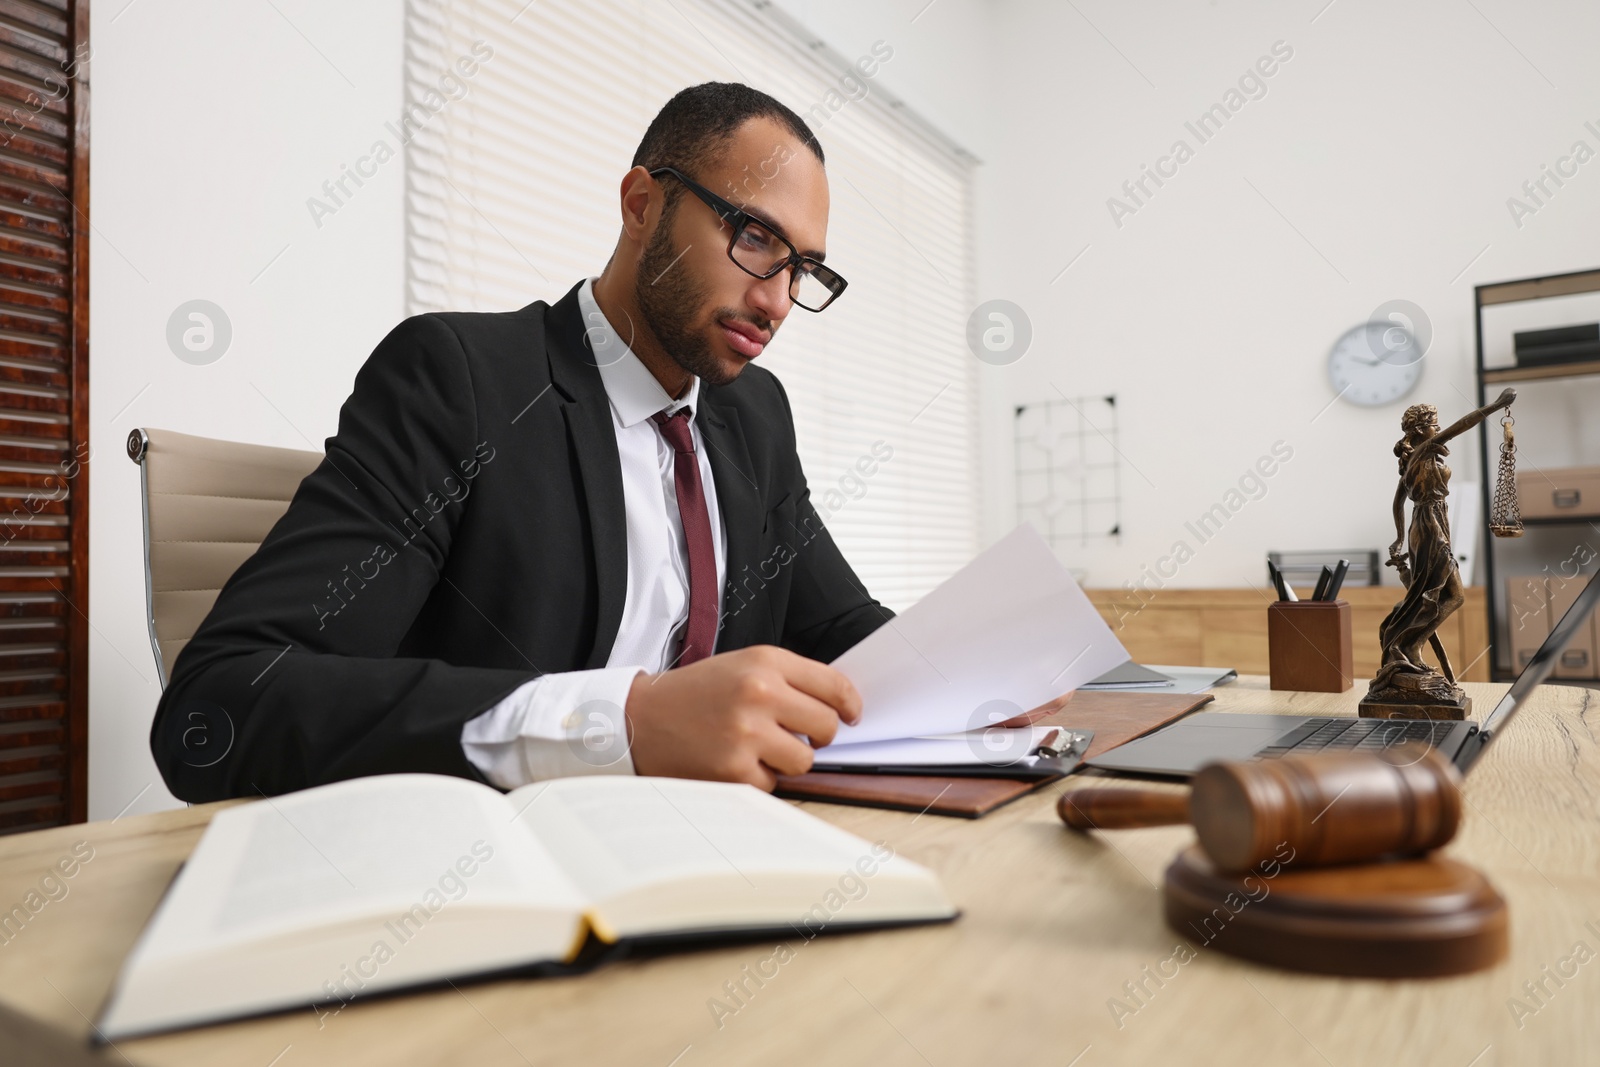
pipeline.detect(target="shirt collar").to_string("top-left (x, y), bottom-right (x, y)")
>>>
top-left (579, 277), bottom-right (700, 428)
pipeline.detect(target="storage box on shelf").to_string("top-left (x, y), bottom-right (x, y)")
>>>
top-left (1503, 575), bottom-right (1599, 682)
top-left (1516, 466), bottom-right (1600, 522)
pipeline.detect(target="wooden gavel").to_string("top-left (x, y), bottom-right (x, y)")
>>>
top-left (1059, 744), bottom-right (1463, 872)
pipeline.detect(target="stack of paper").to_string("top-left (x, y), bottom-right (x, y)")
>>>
top-left (818, 524), bottom-right (1128, 768)
top-left (812, 726), bottom-right (1060, 769)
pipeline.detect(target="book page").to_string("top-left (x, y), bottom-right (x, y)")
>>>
top-left (152, 774), bottom-right (585, 957)
top-left (507, 777), bottom-right (951, 936)
top-left (99, 775), bottom-right (592, 1040)
top-left (511, 777), bottom-right (878, 898)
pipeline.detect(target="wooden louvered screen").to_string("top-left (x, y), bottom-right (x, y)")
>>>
top-left (0, 0), bottom-right (89, 833)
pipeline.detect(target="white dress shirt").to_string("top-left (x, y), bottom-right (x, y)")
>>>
top-left (459, 277), bottom-right (728, 787)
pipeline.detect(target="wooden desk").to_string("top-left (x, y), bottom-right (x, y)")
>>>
top-left (2, 677), bottom-right (1598, 1066)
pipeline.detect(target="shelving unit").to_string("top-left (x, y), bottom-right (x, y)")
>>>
top-left (1482, 358), bottom-right (1600, 384)
top-left (1474, 266), bottom-right (1600, 684)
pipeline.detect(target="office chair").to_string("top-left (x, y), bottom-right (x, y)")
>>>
top-left (127, 428), bottom-right (322, 687)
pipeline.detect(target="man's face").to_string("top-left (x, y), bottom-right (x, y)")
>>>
top-left (635, 117), bottom-right (830, 387)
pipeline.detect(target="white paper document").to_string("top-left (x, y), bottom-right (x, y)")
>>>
top-left (815, 726), bottom-right (1059, 768)
top-left (826, 524), bottom-right (1128, 746)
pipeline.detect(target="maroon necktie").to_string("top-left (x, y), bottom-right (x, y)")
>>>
top-left (651, 409), bottom-right (718, 666)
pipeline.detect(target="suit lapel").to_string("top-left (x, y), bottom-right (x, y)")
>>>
top-left (699, 401), bottom-right (763, 651)
top-left (545, 283), bottom-right (628, 669)
top-left (542, 281), bottom-right (770, 661)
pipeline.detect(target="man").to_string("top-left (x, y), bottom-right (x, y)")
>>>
top-left (152, 82), bottom-right (891, 801)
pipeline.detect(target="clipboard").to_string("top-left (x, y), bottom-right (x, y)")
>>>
top-left (777, 690), bottom-right (1216, 818)
top-left (808, 729), bottom-right (1095, 780)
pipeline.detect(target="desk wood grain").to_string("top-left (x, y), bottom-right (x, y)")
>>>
top-left (1, 678), bottom-right (1597, 1067)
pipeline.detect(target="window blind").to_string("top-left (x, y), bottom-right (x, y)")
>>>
top-left (403, 0), bottom-right (978, 609)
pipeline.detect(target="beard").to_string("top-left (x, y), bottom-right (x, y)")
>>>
top-left (635, 216), bottom-right (744, 388)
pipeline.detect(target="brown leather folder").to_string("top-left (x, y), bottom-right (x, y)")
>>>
top-left (775, 689), bottom-right (1215, 818)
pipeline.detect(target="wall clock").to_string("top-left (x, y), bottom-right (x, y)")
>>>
top-left (1326, 320), bottom-right (1424, 406)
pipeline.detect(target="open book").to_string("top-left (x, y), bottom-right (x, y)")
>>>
top-left (98, 774), bottom-right (954, 1039)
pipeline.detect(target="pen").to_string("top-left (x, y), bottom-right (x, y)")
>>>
top-left (1311, 565), bottom-right (1333, 602)
top-left (1323, 559), bottom-right (1350, 601)
top-left (1268, 560), bottom-right (1288, 601)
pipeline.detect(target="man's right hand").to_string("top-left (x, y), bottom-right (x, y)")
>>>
top-left (624, 645), bottom-right (863, 791)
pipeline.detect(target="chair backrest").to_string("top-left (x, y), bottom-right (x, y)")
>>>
top-left (128, 428), bottom-right (323, 687)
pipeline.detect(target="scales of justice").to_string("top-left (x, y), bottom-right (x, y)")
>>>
top-left (1360, 387), bottom-right (1522, 720)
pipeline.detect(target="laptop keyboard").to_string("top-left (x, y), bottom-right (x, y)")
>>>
top-left (1256, 717), bottom-right (1457, 760)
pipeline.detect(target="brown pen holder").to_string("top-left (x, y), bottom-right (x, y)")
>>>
top-left (1267, 599), bottom-right (1352, 693)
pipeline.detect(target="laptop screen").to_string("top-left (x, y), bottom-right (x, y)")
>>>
top-left (1479, 569), bottom-right (1600, 739)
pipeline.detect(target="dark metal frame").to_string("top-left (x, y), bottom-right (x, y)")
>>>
top-left (1473, 265), bottom-right (1600, 683)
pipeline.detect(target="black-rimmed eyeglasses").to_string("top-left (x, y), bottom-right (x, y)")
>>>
top-left (649, 166), bottom-right (847, 313)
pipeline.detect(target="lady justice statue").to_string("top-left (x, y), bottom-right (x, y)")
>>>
top-left (1359, 387), bottom-right (1518, 720)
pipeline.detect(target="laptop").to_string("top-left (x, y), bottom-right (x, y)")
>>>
top-left (1086, 568), bottom-right (1600, 778)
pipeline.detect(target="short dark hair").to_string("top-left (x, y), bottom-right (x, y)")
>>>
top-left (631, 82), bottom-right (824, 207)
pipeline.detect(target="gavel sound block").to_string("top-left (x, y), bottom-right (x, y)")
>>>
top-left (1060, 746), bottom-right (1508, 978)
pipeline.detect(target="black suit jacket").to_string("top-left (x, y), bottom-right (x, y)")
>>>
top-left (152, 281), bottom-right (891, 801)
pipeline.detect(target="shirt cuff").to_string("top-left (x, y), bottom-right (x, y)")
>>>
top-left (460, 666), bottom-right (643, 789)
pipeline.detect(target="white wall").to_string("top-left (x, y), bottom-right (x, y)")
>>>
top-left (784, 0), bottom-right (1600, 594)
top-left (980, 0), bottom-right (1600, 591)
top-left (772, 0), bottom-right (998, 162)
top-left (89, 1), bottom-right (407, 819)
